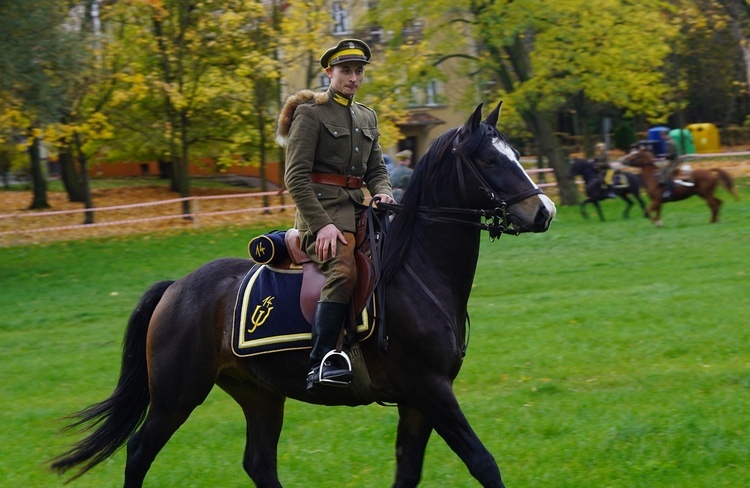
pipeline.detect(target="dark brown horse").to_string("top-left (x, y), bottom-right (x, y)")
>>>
top-left (568, 158), bottom-right (646, 221)
top-left (622, 147), bottom-right (738, 226)
top-left (50, 103), bottom-right (556, 488)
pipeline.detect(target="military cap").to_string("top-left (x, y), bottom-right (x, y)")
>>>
top-left (395, 150), bottom-right (412, 161)
top-left (320, 38), bottom-right (372, 68)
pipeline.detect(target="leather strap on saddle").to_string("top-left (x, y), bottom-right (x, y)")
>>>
top-left (310, 173), bottom-right (365, 189)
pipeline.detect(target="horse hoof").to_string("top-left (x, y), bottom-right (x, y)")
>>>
top-left (654, 220), bottom-right (663, 227)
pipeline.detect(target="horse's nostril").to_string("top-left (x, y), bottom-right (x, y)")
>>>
top-left (535, 206), bottom-right (552, 229)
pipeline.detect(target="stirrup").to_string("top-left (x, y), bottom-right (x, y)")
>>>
top-left (312, 350), bottom-right (352, 387)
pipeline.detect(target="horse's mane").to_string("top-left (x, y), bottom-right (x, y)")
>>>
top-left (380, 122), bottom-right (495, 283)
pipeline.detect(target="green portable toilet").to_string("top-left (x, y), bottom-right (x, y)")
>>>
top-left (669, 128), bottom-right (696, 155)
top-left (686, 123), bottom-right (721, 153)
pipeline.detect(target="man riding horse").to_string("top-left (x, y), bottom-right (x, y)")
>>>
top-left (658, 129), bottom-right (693, 199)
top-left (277, 39), bottom-right (396, 393)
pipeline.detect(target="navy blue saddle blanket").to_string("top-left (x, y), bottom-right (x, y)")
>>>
top-left (231, 265), bottom-right (373, 357)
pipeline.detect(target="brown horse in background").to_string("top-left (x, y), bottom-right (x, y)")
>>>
top-left (622, 147), bottom-right (738, 226)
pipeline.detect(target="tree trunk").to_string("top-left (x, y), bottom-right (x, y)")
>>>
top-left (257, 103), bottom-right (271, 213)
top-left (177, 110), bottom-right (191, 217)
top-left (0, 150), bottom-right (11, 189)
top-left (59, 146), bottom-right (85, 202)
top-left (523, 110), bottom-right (579, 206)
top-left (74, 132), bottom-right (94, 224)
top-left (27, 134), bottom-right (50, 209)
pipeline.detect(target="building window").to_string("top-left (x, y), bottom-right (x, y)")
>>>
top-left (408, 81), bottom-right (441, 107)
top-left (332, 2), bottom-right (351, 35)
top-left (425, 81), bottom-right (438, 106)
top-left (319, 74), bottom-right (331, 90)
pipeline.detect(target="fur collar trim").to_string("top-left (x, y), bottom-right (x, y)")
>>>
top-left (275, 90), bottom-right (330, 147)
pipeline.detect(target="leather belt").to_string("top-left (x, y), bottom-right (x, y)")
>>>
top-left (309, 173), bottom-right (365, 189)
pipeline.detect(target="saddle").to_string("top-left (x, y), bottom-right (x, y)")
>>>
top-left (674, 164), bottom-right (694, 187)
top-left (247, 210), bottom-right (376, 325)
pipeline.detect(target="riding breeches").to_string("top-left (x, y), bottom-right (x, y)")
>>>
top-left (659, 161), bottom-right (679, 184)
top-left (304, 231), bottom-right (357, 303)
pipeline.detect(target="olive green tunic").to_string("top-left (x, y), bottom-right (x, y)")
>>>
top-left (283, 88), bottom-right (393, 242)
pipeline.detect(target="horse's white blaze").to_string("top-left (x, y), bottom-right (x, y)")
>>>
top-left (493, 138), bottom-right (557, 218)
top-left (493, 137), bottom-right (536, 186)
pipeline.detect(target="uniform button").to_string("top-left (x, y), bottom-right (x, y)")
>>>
top-left (355, 128), bottom-right (360, 133)
top-left (354, 147), bottom-right (360, 153)
top-left (317, 192), bottom-right (322, 197)
top-left (350, 166), bottom-right (356, 170)
top-left (333, 131), bottom-right (338, 135)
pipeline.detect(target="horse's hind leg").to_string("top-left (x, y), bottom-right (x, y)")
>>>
top-left (219, 381), bottom-right (285, 488)
top-left (124, 395), bottom-right (210, 487)
top-left (706, 195), bottom-right (722, 222)
top-left (125, 298), bottom-right (222, 486)
top-left (392, 405), bottom-right (433, 488)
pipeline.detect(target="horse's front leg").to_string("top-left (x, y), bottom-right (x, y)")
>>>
top-left (579, 200), bottom-right (591, 220)
top-left (592, 201), bottom-right (605, 221)
top-left (649, 201), bottom-right (663, 226)
top-left (393, 405), bottom-right (433, 488)
top-left (415, 380), bottom-right (505, 488)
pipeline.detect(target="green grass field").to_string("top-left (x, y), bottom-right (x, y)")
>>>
top-left (1, 182), bottom-right (749, 487)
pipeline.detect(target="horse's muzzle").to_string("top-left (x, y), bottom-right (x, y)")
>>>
top-left (509, 194), bottom-right (556, 233)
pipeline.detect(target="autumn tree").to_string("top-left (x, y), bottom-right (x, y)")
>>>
top-left (671, 0), bottom-right (750, 125)
top-left (724, 0), bottom-right (750, 96)
top-left (371, 0), bottom-right (679, 205)
top-left (0, 0), bottom-right (90, 209)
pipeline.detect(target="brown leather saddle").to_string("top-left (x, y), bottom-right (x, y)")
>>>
top-left (248, 210), bottom-right (376, 325)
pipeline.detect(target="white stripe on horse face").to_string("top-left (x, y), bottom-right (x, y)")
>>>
top-left (493, 137), bottom-right (556, 217)
top-left (493, 137), bottom-right (538, 188)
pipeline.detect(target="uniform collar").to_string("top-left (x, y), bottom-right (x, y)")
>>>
top-left (329, 88), bottom-right (354, 107)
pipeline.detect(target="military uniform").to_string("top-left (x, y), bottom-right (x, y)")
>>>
top-left (276, 38), bottom-right (393, 392)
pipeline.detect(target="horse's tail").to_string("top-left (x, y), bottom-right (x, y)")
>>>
top-left (711, 168), bottom-right (740, 200)
top-left (49, 280), bottom-right (175, 481)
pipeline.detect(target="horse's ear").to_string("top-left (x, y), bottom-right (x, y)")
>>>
top-left (483, 101), bottom-right (503, 128)
top-left (461, 103), bottom-right (483, 136)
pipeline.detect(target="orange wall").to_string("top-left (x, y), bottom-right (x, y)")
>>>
top-left (89, 161), bottom-right (284, 185)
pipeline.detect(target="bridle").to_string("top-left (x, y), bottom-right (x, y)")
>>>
top-left (381, 128), bottom-right (543, 239)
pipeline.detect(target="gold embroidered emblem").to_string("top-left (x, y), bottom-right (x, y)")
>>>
top-left (248, 296), bottom-right (274, 334)
top-left (253, 241), bottom-right (267, 258)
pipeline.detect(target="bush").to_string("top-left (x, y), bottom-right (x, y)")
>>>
top-left (613, 122), bottom-right (637, 151)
